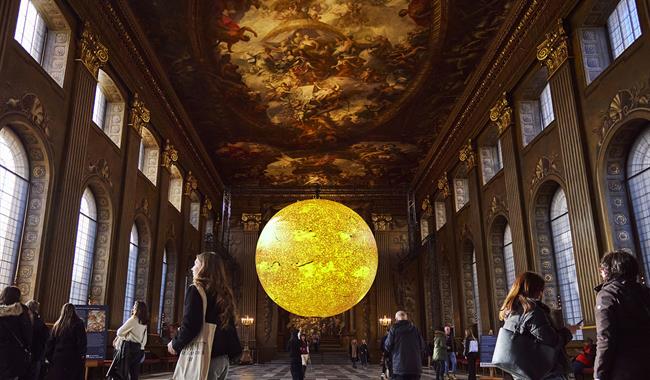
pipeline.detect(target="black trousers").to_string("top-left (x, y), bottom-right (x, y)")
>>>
top-left (391, 374), bottom-right (421, 380)
top-left (290, 361), bottom-right (304, 380)
top-left (466, 352), bottom-right (478, 380)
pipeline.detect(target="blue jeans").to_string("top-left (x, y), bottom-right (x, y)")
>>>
top-left (208, 354), bottom-right (229, 380)
top-left (447, 352), bottom-right (457, 373)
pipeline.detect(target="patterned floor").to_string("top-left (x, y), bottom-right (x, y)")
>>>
top-left (141, 364), bottom-right (471, 379)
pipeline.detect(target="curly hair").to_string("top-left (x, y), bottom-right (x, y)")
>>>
top-left (193, 252), bottom-right (237, 329)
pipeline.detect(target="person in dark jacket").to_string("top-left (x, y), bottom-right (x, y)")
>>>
top-left (594, 250), bottom-right (650, 380)
top-left (26, 300), bottom-right (49, 380)
top-left (432, 329), bottom-right (447, 380)
top-left (359, 339), bottom-right (369, 368)
top-left (45, 303), bottom-right (86, 380)
top-left (380, 331), bottom-right (392, 379)
top-left (168, 252), bottom-right (240, 380)
top-left (0, 286), bottom-right (33, 380)
top-left (444, 326), bottom-right (457, 379)
top-left (287, 328), bottom-right (304, 380)
top-left (498, 272), bottom-right (576, 380)
top-left (383, 310), bottom-right (426, 380)
top-left (463, 329), bottom-right (479, 380)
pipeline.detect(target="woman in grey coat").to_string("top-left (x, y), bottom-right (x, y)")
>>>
top-left (499, 272), bottom-right (576, 380)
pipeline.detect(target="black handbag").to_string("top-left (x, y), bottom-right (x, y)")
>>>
top-left (491, 314), bottom-right (556, 380)
top-left (0, 319), bottom-right (32, 375)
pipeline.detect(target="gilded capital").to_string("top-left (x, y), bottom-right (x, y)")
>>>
top-left (371, 213), bottom-right (393, 231)
top-left (242, 213), bottom-right (262, 231)
top-left (161, 140), bottom-right (178, 170)
top-left (184, 171), bottom-right (198, 196)
top-left (129, 93), bottom-right (150, 136)
top-left (459, 139), bottom-right (476, 170)
top-left (201, 197), bottom-right (213, 217)
top-left (536, 19), bottom-right (569, 77)
top-left (79, 22), bottom-right (108, 79)
top-left (421, 196), bottom-right (433, 216)
top-left (489, 93), bottom-right (513, 135)
top-left (437, 172), bottom-right (450, 199)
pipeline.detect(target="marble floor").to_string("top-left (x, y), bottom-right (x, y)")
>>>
top-left (141, 364), bottom-right (471, 379)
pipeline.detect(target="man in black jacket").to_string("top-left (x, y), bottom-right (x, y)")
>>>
top-left (287, 328), bottom-right (303, 380)
top-left (594, 250), bottom-right (650, 380)
top-left (384, 311), bottom-right (426, 380)
top-left (26, 300), bottom-right (49, 380)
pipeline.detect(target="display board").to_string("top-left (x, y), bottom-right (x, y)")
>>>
top-left (76, 304), bottom-right (108, 360)
top-left (479, 334), bottom-right (498, 367)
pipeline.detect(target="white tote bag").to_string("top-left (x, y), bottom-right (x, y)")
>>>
top-left (173, 285), bottom-right (216, 380)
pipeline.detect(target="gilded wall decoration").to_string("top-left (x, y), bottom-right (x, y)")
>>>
top-left (5, 94), bottom-right (50, 136)
top-left (161, 140), bottom-right (179, 170)
top-left (184, 171), bottom-right (199, 196)
top-left (596, 78), bottom-right (650, 150)
top-left (530, 155), bottom-right (561, 194)
top-left (437, 172), bottom-right (450, 199)
top-left (129, 93), bottom-right (150, 136)
top-left (371, 213), bottom-right (393, 231)
top-left (242, 213), bottom-right (262, 231)
top-left (79, 22), bottom-right (109, 79)
top-left (489, 93), bottom-right (513, 135)
top-left (486, 195), bottom-right (508, 222)
top-left (536, 19), bottom-right (568, 77)
top-left (201, 197), bottom-right (213, 217)
top-left (459, 140), bottom-right (476, 170)
top-left (88, 158), bottom-right (112, 188)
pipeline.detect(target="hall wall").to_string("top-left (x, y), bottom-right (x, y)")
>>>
top-left (0, 0), bottom-right (224, 333)
top-left (413, 0), bottom-right (650, 340)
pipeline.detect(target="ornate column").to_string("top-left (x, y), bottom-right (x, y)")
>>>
top-left (372, 213), bottom-right (395, 328)
top-left (490, 93), bottom-right (530, 273)
top-left (42, 23), bottom-right (108, 320)
top-left (459, 141), bottom-right (494, 332)
top-left (537, 19), bottom-right (601, 324)
top-left (240, 213), bottom-right (261, 347)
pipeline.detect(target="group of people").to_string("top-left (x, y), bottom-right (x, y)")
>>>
top-left (431, 326), bottom-right (479, 380)
top-left (349, 338), bottom-right (369, 369)
top-left (0, 251), bottom-right (242, 380)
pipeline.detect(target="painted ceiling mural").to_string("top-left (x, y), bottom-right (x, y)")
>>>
top-left (127, 0), bottom-right (514, 187)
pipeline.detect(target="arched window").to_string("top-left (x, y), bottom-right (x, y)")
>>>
top-left (550, 188), bottom-right (583, 339)
top-left (189, 192), bottom-right (200, 230)
top-left (138, 127), bottom-right (159, 185)
top-left (471, 250), bottom-right (482, 334)
top-left (124, 224), bottom-right (139, 322)
top-left (92, 70), bottom-right (125, 147)
top-left (69, 188), bottom-right (97, 304)
top-left (0, 128), bottom-right (30, 288)
top-left (627, 127), bottom-right (650, 278)
top-left (168, 165), bottom-right (183, 211)
top-left (503, 224), bottom-right (515, 289)
top-left (158, 249), bottom-right (168, 334)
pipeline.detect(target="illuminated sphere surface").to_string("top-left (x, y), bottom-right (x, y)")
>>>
top-left (256, 199), bottom-right (378, 317)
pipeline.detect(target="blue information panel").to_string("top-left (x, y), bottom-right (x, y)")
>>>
top-left (479, 335), bottom-right (498, 367)
top-left (75, 304), bottom-right (108, 360)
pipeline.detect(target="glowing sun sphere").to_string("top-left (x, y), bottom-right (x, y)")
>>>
top-left (255, 199), bottom-right (378, 317)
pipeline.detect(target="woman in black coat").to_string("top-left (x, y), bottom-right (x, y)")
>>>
top-left (0, 286), bottom-right (33, 380)
top-left (594, 250), bottom-right (650, 380)
top-left (45, 303), bottom-right (87, 380)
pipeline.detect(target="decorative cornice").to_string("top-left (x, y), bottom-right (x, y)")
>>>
top-left (371, 213), bottom-right (393, 231)
top-left (458, 140), bottom-right (476, 170)
top-left (161, 140), bottom-right (178, 170)
top-left (4, 93), bottom-right (50, 136)
top-left (79, 22), bottom-right (108, 79)
top-left (489, 93), bottom-right (513, 135)
top-left (242, 213), bottom-right (262, 232)
top-left (88, 158), bottom-right (112, 187)
top-left (201, 197), bottom-right (213, 217)
top-left (184, 171), bottom-right (198, 196)
top-left (536, 19), bottom-right (568, 78)
top-left (596, 78), bottom-right (650, 150)
top-left (487, 195), bottom-right (508, 222)
top-left (437, 172), bottom-right (450, 199)
top-left (129, 93), bottom-right (150, 136)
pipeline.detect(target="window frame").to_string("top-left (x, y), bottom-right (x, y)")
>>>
top-left (69, 188), bottom-right (98, 305)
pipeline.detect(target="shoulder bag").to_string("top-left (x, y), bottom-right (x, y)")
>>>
top-left (172, 285), bottom-right (217, 380)
top-left (491, 313), bottom-right (556, 380)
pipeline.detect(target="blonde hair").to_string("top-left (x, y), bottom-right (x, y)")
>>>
top-left (499, 272), bottom-right (545, 321)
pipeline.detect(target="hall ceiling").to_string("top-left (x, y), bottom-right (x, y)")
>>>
top-left (127, 0), bottom-right (514, 187)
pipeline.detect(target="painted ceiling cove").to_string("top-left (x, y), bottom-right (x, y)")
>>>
top-left (127, 0), bottom-right (514, 187)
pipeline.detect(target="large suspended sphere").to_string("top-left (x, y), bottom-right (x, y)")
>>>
top-left (255, 199), bottom-right (378, 317)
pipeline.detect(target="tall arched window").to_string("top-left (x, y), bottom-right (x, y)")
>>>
top-left (627, 127), bottom-right (650, 278)
top-left (138, 127), bottom-right (159, 185)
top-left (503, 224), bottom-right (515, 289)
top-left (471, 250), bottom-right (482, 334)
top-left (124, 224), bottom-right (139, 322)
top-left (158, 249), bottom-right (168, 333)
top-left (69, 188), bottom-right (97, 304)
top-left (0, 128), bottom-right (30, 288)
top-left (168, 165), bottom-right (183, 211)
top-left (550, 188), bottom-right (583, 339)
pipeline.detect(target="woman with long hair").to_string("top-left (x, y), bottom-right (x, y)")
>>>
top-left (0, 286), bottom-right (32, 380)
top-left (464, 328), bottom-right (479, 380)
top-left (497, 272), bottom-right (575, 380)
top-left (169, 252), bottom-right (240, 380)
top-left (45, 303), bottom-right (86, 380)
top-left (107, 301), bottom-right (149, 380)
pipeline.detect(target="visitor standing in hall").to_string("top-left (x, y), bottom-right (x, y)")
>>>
top-left (168, 252), bottom-right (239, 380)
top-left (359, 339), bottom-right (369, 368)
top-left (45, 303), bottom-right (87, 380)
top-left (300, 332), bottom-right (310, 377)
top-left (0, 286), bottom-right (32, 380)
top-left (495, 272), bottom-right (576, 380)
top-left (384, 310), bottom-right (426, 380)
top-left (107, 301), bottom-right (149, 380)
top-left (432, 328), bottom-right (447, 380)
top-left (349, 338), bottom-right (359, 368)
top-left (594, 250), bottom-right (650, 380)
top-left (27, 300), bottom-right (49, 380)
top-left (287, 328), bottom-right (304, 380)
top-left (444, 326), bottom-right (457, 379)
top-left (463, 329), bottom-right (479, 380)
